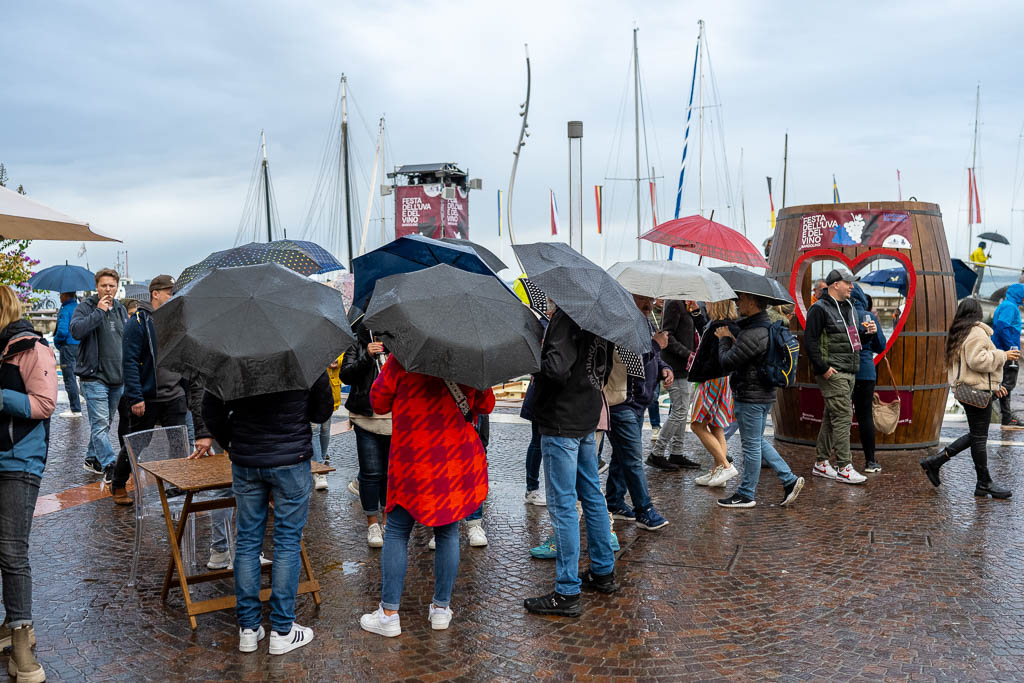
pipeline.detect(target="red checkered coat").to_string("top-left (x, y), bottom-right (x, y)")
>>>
top-left (370, 356), bottom-right (495, 527)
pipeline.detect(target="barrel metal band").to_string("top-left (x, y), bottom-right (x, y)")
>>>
top-left (773, 434), bottom-right (940, 451)
top-left (793, 382), bottom-right (949, 391)
top-left (790, 330), bottom-right (947, 337)
top-left (766, 269), bottom-right (954, 278)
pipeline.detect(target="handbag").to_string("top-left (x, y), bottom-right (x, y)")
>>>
top-left (872, 357), bottom-right (900, 435)
top-left (951, 350), bottom-right (993, 409)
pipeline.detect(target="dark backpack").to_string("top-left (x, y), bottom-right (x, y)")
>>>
top-left (753, 321), bottom-right (800, 388)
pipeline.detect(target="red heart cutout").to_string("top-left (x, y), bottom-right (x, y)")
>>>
top-left (789, 248), bottom-right (916, 365)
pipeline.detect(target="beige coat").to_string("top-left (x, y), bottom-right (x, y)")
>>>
top-left (948, 322), bottom-right (1005, 390)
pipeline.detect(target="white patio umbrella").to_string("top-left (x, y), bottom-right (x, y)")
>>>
top-left (0, 185), bottom-right (119, 242)
top-left (607, 260), bottom-right (736, 302)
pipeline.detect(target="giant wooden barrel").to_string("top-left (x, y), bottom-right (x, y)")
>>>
top-left (768, 201), bottom-right (955, 450)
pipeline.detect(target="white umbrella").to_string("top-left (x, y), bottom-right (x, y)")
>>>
top-left (607, 260), bottom-right (736, 302)
top-left (0, 185), bottom-right (119, 242)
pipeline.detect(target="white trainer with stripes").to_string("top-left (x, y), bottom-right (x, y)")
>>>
top-left (269, 623), bottom-right (314, 655)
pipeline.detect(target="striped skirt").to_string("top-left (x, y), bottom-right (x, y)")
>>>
top-left (690, 376), bottom-right (734, 428)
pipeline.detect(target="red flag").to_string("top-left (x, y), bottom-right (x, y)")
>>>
top-left (649, 181), bottom-right (659, 228)
top-left (594, 185), bottom-right (603, 235)
top-left (968, 167), bottom-right (982, 224)
top-left (549, 190), bottom-right (559, 235)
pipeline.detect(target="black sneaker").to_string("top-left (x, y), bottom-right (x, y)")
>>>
top-left (102, 464), bottom-right (114, 486)
top-left (645, 454), bottom-right (679, 471)
top-left (668, 454), bottom-right (701, 469)
top-left (524, 591), bottom-right (582, 617)
top-left (597, 458), bottom-right (610, 475)
top-left (580, 569), bottom-right (618, 594)
top-left (1002, 416), bottom-right (1024, 430)
top-left (864, 461), bottom-right (882, 473)
top-left (83, 457), bottom-right (103, 475)
top-left (717, 493), bottom-right (756, 508)
top-left (780, 477), bottom-right (805, 507)
top-left (608, 504), bottom-right (635, 521)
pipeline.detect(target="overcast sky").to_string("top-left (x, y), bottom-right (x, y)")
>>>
top-left (5, 0), bottom-right (1024, 280)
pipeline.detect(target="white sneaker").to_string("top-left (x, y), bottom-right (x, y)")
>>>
top-left (835, 464), bottom-right (867, 485)
top-left (347, 479), bottom-right (360, 495)
top-left (708, 464), bottom-right (738, 488)
top-left (313, 473), bottom-right (328, 490)
top-left (207, 549), bottom-right (231, 570)
top-left (222, 552), bottom-right (271, 571)
top-left (269, 623), bottom-right (314, 654)
top-left (238, 625), bottom-right (265, 653)
top-left (429, 604), bottom-right (453, 630)
top-left (812, 461), bottom-right (838, 480)
top-left (360, 605), bottom-right (401, 637)
top-left (467, 521), bottom-right (488, 547)
top-left (524, 489), bottom-right (547, 506)
top-left (694, 467), bottom-right (721, 486)
top-left (59, 410), bottom-right (82, 418)
top-left (428, 535), bottom-right (436, 550)
top-left (651, 426), bottom-right (661, 441)
top-left (367, 523), bottom-right (383, 548)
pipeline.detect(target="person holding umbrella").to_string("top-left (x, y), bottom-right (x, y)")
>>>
top-left (53, 292), bottom-right (82, 418)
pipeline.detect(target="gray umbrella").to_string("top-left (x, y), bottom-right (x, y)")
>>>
top-left (364, 264), bottom-right (543, 390)
top-left (437, 238), bottom-right (508, 272)
top-left (512, 242), bottom-right (650, 354)
top-left (153, 263), bottom-right (354, 400)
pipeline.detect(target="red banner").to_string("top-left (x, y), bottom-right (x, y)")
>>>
top-left (395, 184), bottom-right (469, 239)
top-left (798, 209), bottom-right (912, 250)
top-left (798, 387), bottom-right (913, 426)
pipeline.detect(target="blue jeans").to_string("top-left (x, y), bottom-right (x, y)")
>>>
top-left (353, 425), bottom-right (389, 516)
top-left (647, 383), bottom-right (661, 428)
top-left (381, 505), bottom-right (459, 610)
top-left (232, 461), bottom-right (312, 634)
top-left (81, 380), bottom-right (123, 468)
top-left (310, 421), bottom-right (331, 463)
top-left (526, 423), bottom-right (542, 492)
top-left (605, 408), bottom-right (651, 511)
top-left (465, 504), bottom-right (483, 522)
top-left (542, 432), bottom-right (614, 595)
top-left (56, 344), bottom-right (81, 413)
top-left (735, 401), bottom-right (797, 500)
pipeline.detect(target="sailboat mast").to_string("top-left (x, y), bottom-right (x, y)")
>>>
top-left (341, 74), bottom-right (354, 270)
top-left (633, 27), bottom-right (641, 259)
top-left (739, 147), bottom-right (747, 235)
top-left (261, 130), bottom-right (272, 242)
top-left (968, 83), bottom-right (980, 253)
top-left (781, 132), bottom-right (788, 208)
top-left (1012, 123), bottom-right (1024, 238)
top-left (697, 20), bottom-right (705, 216)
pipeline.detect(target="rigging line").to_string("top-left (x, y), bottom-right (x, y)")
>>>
top-left (300, 81), bottom-right (344, 236)
top-left (638, 54), bottom-right (653, 232)
top-left (346, 85), bottom-right (379, 146)
top-left (607, 43), bottom-right (636, 262)
top-left (235, 136), bottom-right (265, 246)
top-left (638, 60), bottom-right (668, 229)
top-left (703, 29), bottom-right (735, 225)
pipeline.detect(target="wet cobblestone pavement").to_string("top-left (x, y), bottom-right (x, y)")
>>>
top-left (18, 402), bottom-right (1024, 681)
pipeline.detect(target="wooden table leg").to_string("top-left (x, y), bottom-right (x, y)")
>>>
top-left (161, 491), bottom-right (194, 599)
top-left (156, 485), bottom-right (198, 629)
top-left (299, 540), bottom-right (322, 606)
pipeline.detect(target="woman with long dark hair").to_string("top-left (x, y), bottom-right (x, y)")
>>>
top-left (920, 298), bottom-right (1018, 497)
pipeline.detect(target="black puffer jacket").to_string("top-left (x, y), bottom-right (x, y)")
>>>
top-left (660, 300), bottom-right (705, 377)
top-left (201, 373), bottom-right (334, 468)
top-left (718, 311), bottom-right (777, 404)
top-left (531, 309), bottom-right (614, 438)
top-left (340, 323), bottom-right (383, 417)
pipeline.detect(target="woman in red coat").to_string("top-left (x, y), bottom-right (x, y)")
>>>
top-left (359, 356), bottom-right (495, 637)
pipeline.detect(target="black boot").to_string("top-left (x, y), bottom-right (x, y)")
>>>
top-left (919, 450), bottom-right (950, 487)
top-left (974, 481), bottom-right (1012, 499)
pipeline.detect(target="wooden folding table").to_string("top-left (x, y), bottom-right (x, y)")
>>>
top-left (139, 453), bottom-right (333, 629)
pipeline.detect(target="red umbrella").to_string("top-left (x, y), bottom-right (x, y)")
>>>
top-left (640, 213), bottom-right (769, 268)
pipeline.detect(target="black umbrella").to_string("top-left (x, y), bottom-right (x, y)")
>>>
top-left (710, 266), bottom-right (794, 306)
top-left (437, 238), bottom-right (508, 272)
top-left (154, 263), bottom-right (355, 400)
top-left (364, 264), bottom-right (543, 390)
top-left (977, 231), bottom-right (1010, 245)
top-left (174, 240), bottom-right (344, 292)
top-left (512, 242), bottom-right (650, 355)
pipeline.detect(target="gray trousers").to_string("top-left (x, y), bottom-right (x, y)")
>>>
top-left (652, 381), bottom-right (692, 457)
top-left (0, 472), bottom-right (41, 628)
top-left (815, 371), bottom-right (856, 468)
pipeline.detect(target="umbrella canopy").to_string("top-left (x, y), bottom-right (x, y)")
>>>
top-left (364, 264), bottom-right (543, 390)
top-left (977, 231), bottom-right (1010, 245)
top-left (437, 238), bottom-right (508, 272)
top-left (859, 267), bottom-right (907, 289)
top-left (710, 266), bottom-right (794, 305)
top-left (352, 234), bottom-right (500, 313)
top-left (951, 258), bottom-right (980, 300)
top-left (0, 186), bottom-right (119, 242)
top-left (640, 215), bottom-right (769, 268)
top-left (27, 263), bottom-right (94, 292)
top-left (607, 260), bottom-right (735, 301)
top-left (512, 242), bottom-right (651, 354)
top-left (154, 263), bottom-right (354, 401)
top-left (174, 240), bottom-right (344, 292)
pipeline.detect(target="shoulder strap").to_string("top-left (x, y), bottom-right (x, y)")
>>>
top-left (444, 380), bottom-right (474, 422)
top-left (881, 356), bottom-right (899, 394)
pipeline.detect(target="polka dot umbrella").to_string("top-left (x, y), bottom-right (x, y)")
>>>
top-left (174, 240), bottom-right (345, 292)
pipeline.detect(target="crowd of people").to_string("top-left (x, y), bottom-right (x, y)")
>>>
top-left (0, 258), bottom-right (1021, 672)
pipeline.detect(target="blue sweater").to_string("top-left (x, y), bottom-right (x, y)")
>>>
top-left (850, 287), bottom-right (887, 381)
